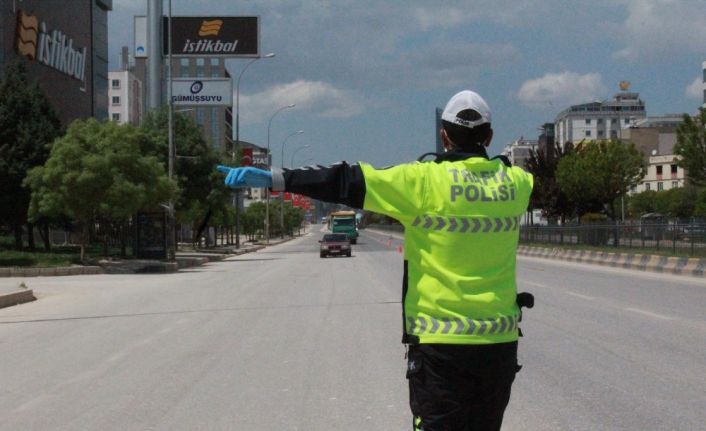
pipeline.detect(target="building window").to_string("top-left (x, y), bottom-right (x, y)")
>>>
top-left (585, 130), bottom-right (591, 137)
top-left (645, 183), bottom-right (651, 191)
top-left (111, 113), bottom-right (120, 121)
top-left (211, 111), bottom-right (220, 145)
top-left (657, 182), bottom-right (663, 191)
top-left (111, 79), bottom-right (120, 89)
top-left (585, 118), bottom-right (591, 125)
top-left (598, 130), bottom-right (604, 138)
top-left (180, 58), bottom-right (190, 77)
top-left (196, 58), bottom-right (205, 77)
top-left (624, 118), bottom-right (630, 124)
top-left (196, 107), bottom-right (205, 125)
top-left (671, 164), bottom-right (678, 174)
top-left (672, 181), bottom-right (679, 188)
top-left (656, 165), bottom-right (663, 175)
top-left (111, 96), bottom-right (120, 105)
top-left (597, 118), bottom-right (603, 124)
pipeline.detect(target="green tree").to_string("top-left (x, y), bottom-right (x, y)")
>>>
top-left (628, 190), bottom-right (659, 218)
top-left (242, 201), bottom-right (266, 240)
top-left (674, 108), bottom-right (706, 185)
top-left (140, 107), bottom-right (231, 238)
top-left (556, 140), bottom-right (646, 220)
top-left (525, 142), bottom-right (574, 224)
top-left (693, 188), bottom-right (706, 218)
top-left (25, 119), bottom-right (177, 261)
top-left (0, 60), bottom-right (62, 250)
top-left (664, 186), bottom-right (698, 219)
top-left (283, 203), bottom-right (305, 235)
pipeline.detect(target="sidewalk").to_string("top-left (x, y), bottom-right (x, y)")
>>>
top-left (0, 231), bottom-right (307, 309)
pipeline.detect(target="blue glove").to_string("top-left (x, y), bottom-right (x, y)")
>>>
top-left (217, 165), bottom-right (273, 189)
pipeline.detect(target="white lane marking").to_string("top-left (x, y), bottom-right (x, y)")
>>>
top-left (521, 280), bottom-right (593, 300)
top-left (522, 280), bottom-right (548, 288)
top-left (565, 291), bottom-right (594, 301)
top-left (623, 307), bottom-right (674, 321)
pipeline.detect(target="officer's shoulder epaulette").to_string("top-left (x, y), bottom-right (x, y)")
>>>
top-left (416, 152), bottom-right (442, 163)
top-left (491, 154), bottom-right (512, 167)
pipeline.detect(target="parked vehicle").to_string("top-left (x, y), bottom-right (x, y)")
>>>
top-left (319, 233), bottom-right (352, 258)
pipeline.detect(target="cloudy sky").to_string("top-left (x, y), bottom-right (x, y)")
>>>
top-left (109, 0), bottom-right (706, 167)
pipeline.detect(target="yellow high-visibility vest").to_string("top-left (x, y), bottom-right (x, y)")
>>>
top-left (361, 156), bottom-right (533, 344)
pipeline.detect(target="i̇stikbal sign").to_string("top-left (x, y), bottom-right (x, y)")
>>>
top-left (164, 16), bottom-right (259, 57)
top-left (15, 10), bottom-right (88, 83)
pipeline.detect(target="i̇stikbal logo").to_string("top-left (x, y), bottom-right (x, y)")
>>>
top-left (15, 10), bottom-right (87, 83)
top-left (182, 19), bottom-right (238, 54)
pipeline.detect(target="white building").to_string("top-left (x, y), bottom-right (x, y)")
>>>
top-left (638, 154), bottom-right (685, 193)
top-left (554, 92), bottom-right (647, 148)
top-left (621, 115), bottom-right (686, 193)
top-left (108, 70), bottom-right (143, 125)
top-left (500, 137), bottom-right (538, 170)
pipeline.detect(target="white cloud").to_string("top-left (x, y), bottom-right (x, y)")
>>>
top-left (239, 80), bottom-right (365, 123)
top-left (517, 72), bottom-right (608, 109)
top-left (395, 42), bottom-right (520, 89)
top-left (686, 76), bottom-right (703, 99)
top-left (611, 0), bottom-right (706, 62)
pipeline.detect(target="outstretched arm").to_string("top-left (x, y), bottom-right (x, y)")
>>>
top-left (218, 162), bottom-right (366, 209)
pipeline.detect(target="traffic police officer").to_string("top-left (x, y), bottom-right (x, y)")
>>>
top-left (218, 90), bottom-right (534, 431)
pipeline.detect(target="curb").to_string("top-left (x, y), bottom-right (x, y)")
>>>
top-left (0, 289), bottom-right (36, 309)
top-left (0, 266), bottom-right (102, 278)
top-left (0, 235), bottom-right (294, 278)
top-left (518, 245), bottom-right (706, 278)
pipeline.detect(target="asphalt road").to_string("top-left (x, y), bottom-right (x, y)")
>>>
top-left (0, 227), bottom-right (704, 430)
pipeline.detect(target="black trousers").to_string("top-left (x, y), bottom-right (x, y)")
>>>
top-left (406, 342), bottom-right (519, 431)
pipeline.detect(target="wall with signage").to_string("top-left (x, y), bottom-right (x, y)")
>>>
top-left (0, 0), bottom-right (110, 125)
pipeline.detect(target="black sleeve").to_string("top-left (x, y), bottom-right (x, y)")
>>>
top-left (277, 162), bottom-right (366, 209)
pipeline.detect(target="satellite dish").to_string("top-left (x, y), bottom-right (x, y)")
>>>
top-left (619, 81), bottom-right (631, 91)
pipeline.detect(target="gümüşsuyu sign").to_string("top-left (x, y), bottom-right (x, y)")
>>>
top-left (164, 16), bottom-right (259, 57)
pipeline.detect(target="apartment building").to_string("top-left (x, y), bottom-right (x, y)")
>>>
top-left (554, 92), bottom-right (647, 148)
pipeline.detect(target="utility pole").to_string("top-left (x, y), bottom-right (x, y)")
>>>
top-left (147, 0), bottom-right (161, 111)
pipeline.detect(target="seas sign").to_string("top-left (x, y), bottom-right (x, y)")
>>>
top-left (171, 79), bottom-right (233, 106)
top-left (164, 16), bottom-right (259, 57)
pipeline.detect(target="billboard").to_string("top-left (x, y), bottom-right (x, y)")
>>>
top-left (241, 148), bottom-right (253, 166)
top-left (170, 78), bottom-right (233, 106)
top-left (163, 16), bottom-right (259, 57)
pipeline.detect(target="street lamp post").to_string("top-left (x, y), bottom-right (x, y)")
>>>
top-left (290, 144), bottom-right (310, 168)
top-left (279, 131), bottom-right (304, 237)
top-left (265, 104), bottom-right (296, 244)
top-left (234, 52), bottom-right (275, 249)
top-left (166, 0), bottom-right (175, 260)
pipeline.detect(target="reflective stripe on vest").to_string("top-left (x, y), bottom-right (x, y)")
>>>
top-left (411, 214), bottom-right (521, 233)
top-left (406, 315), bottom-right (519, 336)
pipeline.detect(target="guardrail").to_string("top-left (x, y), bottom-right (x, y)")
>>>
top-left (519, 223), bottom-right (706, 257)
